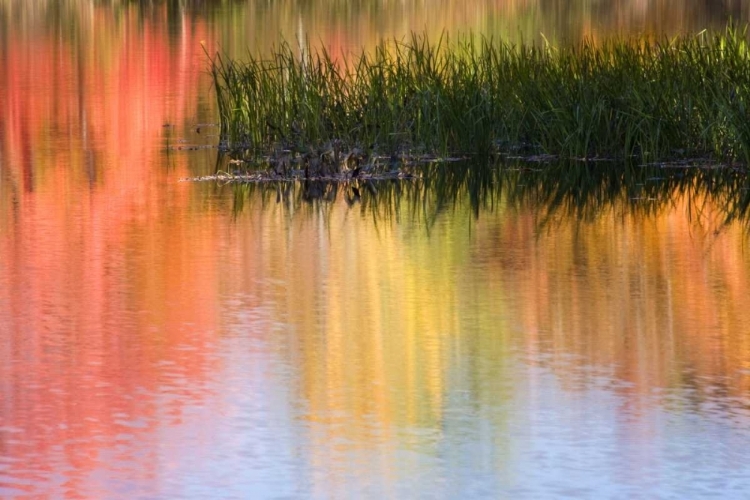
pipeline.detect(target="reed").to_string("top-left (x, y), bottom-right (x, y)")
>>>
top-left (211, 24), bottom-right (750, 166)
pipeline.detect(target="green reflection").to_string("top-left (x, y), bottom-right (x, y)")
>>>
top-left (4, 0), bottom-right (750, 53)
top-left (507, 160), bottom-right (750, 226)
top-left (224, 159), bottom-right (750, 230)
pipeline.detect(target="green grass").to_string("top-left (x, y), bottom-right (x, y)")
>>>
top-left (211, 24), bottom-right (750, 166)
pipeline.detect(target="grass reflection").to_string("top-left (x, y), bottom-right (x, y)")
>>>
top-left (508, 160), bottom-right (750, 227)
top-left (227, 158), bottom-right (750, 229)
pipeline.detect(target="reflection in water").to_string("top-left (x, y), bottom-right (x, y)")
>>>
top-left (219, 167), bottom-right (750, 497)
top-left (229, 158), bottom-right (750, 229)
top-left (225, 160), bottom-right (750, 403)
top-left (2, 1), bottom-right (750, 499)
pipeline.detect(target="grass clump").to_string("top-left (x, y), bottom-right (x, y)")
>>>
top-left (211, 24), bottom-right (750, 168)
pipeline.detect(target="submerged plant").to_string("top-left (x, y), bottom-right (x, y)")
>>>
top-left (210, 24), bottom-right (750, 167)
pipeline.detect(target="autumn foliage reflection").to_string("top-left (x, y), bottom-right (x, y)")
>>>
top-left (2, 1), bottom-right (750, 497)
top-left (0, 4), bottom-right (223, 497)
top-left (221, 166), bottom-right (750, 495)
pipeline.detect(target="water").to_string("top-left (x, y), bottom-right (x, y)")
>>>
top-left (2, 2), bottom-right (750, 498)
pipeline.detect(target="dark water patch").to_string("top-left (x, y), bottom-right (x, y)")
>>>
top-left (182, 146), bottom-right (462, 182)
top-left (209, 157), bottom-right (750, 231)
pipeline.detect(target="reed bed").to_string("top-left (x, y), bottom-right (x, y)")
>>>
top-left (211, 24), bottom-right (750, 167)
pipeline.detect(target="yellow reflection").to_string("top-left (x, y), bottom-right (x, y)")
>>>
top-left (470, 191), bottom-right (750, 397)
top-left (221, 187), bottom-right (750, 496)
top-left (2, 1), bottom-right (750, 497)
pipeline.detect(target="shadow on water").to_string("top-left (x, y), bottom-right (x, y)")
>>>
top-left (508, 159), bottom-right (750, 227)
top-left (226, 157), bottom-right (750, 230)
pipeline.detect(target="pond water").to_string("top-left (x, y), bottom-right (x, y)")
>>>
top-left (2, 2), bottom-right (750, 499)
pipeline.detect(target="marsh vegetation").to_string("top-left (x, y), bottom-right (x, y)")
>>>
top-left (211, 24), bottom-right (750, 178)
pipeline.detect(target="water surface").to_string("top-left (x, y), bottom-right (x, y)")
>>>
top-left (2, 2), bottom-right (750, 498)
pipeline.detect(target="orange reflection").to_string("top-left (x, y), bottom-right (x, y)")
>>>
top-left (3, 1), bottom-right (750, 498)
top-left (471, 191), bottom-right (750, 401)
top-left (0, 4), bottom-right (223, 498)
top-left (220, 185), bottom-right (750, 497)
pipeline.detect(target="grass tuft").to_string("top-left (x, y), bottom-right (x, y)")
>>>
top-left (211, 24), bottom-right (750, 167)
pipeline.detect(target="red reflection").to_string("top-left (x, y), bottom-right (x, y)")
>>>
top-left (0, 5), bottom-right (223, 497)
